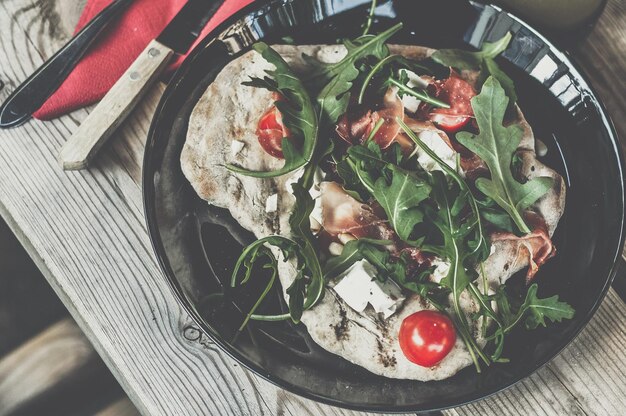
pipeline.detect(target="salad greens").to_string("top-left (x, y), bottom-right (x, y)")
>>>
top-left (426, 172), bottom-right (491, 368)
top-left (312, 23), bottom-right (402, 126)
top-left (372, 164), bottom-right (431, 244)
top-left (456, 77), bottom-right (554, 234)
top-left (432, 32), bottom-right (517, 104)
top-left (226, 42), bottom-right (318, 178)
top-left (356, 55), bottom-right (448, 107)
top-left (228, 18), bottom-right (573, 372)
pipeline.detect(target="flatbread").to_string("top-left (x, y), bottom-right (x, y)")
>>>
top-left (181, 44), bottom-right (566, 380)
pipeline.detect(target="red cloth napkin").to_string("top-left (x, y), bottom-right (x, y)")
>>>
top-left (34, 0), bottom-right (253, 120)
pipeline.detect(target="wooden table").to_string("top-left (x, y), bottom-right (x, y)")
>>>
top-left (1, 1), bottom-right (625, 415)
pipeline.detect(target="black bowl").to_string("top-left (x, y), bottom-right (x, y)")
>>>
top-left (143, 0), bottom-right (625, 412)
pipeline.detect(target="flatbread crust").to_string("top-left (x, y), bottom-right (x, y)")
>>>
top-left (181, 44), bottom-right (566, 380)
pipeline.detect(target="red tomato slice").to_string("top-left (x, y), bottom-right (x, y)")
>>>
top-left (429, 74), bottom-right (476, 133)
top-left (399, 310), bottom-right (456, 367)
top-left (257, 105), bottom-right (290, 159)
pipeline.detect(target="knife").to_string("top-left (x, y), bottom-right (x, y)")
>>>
top-left (59, 0), bottom-right (224, 170)
top-left (0, 0), bottom-right (135, 129)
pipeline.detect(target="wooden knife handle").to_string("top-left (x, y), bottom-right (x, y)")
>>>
top-left (59, 39), bottom-right (174, 170)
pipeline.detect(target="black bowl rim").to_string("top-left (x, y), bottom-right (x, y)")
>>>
top-left (142, 0), bottom-right (626, 412)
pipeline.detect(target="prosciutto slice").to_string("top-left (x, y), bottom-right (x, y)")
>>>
top-left (319, 181), bottom-right (395, 241)
top-left (336, 88), bottom-right (404, 149)
top-left (490, 211), bottom-right (556, 282)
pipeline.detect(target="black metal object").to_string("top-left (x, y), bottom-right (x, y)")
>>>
top-left (0, 0), bottom-right (134, 129)
top-left (142, 0), bottom-right (625, 412)
top-left (157, 0), bottom-right (226, 54)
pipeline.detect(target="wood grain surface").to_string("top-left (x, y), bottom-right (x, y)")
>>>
top-left (0, 0), bottom-right (624, 415)
top-left (0, 318), bottom-right (96, 415)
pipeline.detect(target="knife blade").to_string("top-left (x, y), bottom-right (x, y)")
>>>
top-left (0, 0), bottom-right (135, 129)
top-left (59, 0), bottom-right (224, 170)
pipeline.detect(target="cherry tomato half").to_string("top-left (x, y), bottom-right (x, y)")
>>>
top-left (257, 105), bottom-right (290, 159)
top-left (399, 310), bottom-right (456, 367)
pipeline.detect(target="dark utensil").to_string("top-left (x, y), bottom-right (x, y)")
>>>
top-left (143, 0), bottom-right (625, 412)
top-left (59, 0), bottom-right (225, 170)
top-left (0, 0), bottom-right (135, 129)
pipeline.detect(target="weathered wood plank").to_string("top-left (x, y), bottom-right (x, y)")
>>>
top-left (0, 318), bottom-right (97, 415)
top-left (0, 0), bottom-right (624, 415)
top-left (94, 398), bottom-right (141, 416)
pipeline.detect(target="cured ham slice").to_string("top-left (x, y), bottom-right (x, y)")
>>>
top-left (319, 181), bottom-right (395, 241)
top-left (336, 88), bottom-right (404, 149)
top-left (490, 211), bottom-right (556, 282)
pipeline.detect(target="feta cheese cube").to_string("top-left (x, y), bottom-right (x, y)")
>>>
top-left (430, 258), bottom-right (451, 283)
top-left (333, 260), bottom-right (405, 319)
top-left (231, 140), bottom-right (245, 157)
top-left (415, 130), bottom-right (457, 173)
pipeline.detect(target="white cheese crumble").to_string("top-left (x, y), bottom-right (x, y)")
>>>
top-left (328, 242), bottom-right (344, 256)
top-left (333, 260), bottom-right (405, 319)
top-left (415, 130), bottom-right (457, 173)
top-left (338, 233), bottom-right (356, 244)
top-left (265, 193), bottom-right (278, 213)
top-left (430, 258), bottom-right (451, 283)
top-left (309, 196), bottom-right (323, 233)
top-left (315, 45), bottom-right (347, 64)
top-left (399, 69), bottom-right (429, 113)
top-left (231, 140), bottom-right (245, 157)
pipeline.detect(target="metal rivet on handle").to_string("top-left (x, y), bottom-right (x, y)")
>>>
top-left (129, 71), bottom-right (140, 81)
top-left (148, 48), bottom-right (161, 58)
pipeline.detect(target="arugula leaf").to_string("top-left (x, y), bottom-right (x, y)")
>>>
top-left (491, 283), bottom-right (574, 338)
top-left (372, 165), bottom-right (431, 243)
top-left (231, 236), bottom-right (299, 288)
top-left (456, 77), bottom-right (553, 234)
top-left (288, 167), bottom-right (325, 314)
top-left (387, 75), bottom-right (450, 108)
top-left (230, 156), bottom-right (326, 325)
top-left (356, 55), bottom-right (448, 105)
top-left (426, 172), bottom-right (491, 369)
top-left (432, 33), bottom-right (516, 103)
top-left (226, 42), bottom-right (317, 178)
top-left (310, 23), bottom-right (403, 126)
top-left (512, 284), bottom-right (575, 330)
top-left (485, 283), bottom-right (574, 360)
top-left (323, 238), bottom-right (392, 279)
top-left (237, 256), bottom-right (280, 331)
top-left (398, 118), bottom-right (489, 261)
top-left (342, 141), bottom-right (432, 243)
top-left (230, 236), bottom-right (302, 323)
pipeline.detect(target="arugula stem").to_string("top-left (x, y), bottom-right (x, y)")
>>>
top-left (452, 314), bottom-right (483, 372)
top-left (387, 77), bottom-right (450, 108)
top-left (346, 157), bottom-right (375, 194)
top-left (511, 208), bottom-right (531, 234)
top-left (250, 312), bottom-right (291, 321)
top-left (362, 0), bottom-right (378, 36)
top-left (238, 267), bottom-right (278, 331)
top-left (357, 54), bottom-right (402, 104)
top-left (366, 118), bottom-right (385, 142)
